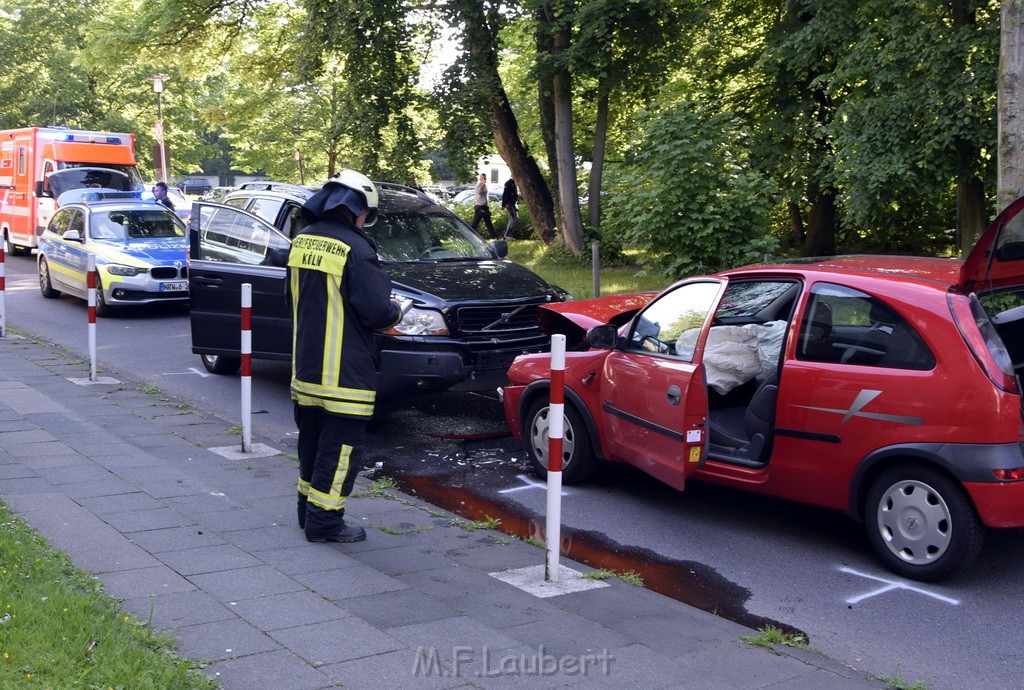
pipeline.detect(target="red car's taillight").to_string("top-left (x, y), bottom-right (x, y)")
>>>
top-left (949, 293), bottom-right (1018, 394)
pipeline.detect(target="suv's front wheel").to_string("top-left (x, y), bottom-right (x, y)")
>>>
top-left (865, 465), bottom-right (984, 582)
top-left (200, 354), bottom-right (241, 375)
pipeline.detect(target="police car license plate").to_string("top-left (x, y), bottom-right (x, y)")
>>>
top-left (160, 281), bottom-right (188, 292)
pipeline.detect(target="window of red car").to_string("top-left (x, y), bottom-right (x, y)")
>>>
top-left (796, 283), bottom-right (935, 370)
top-left (626, 281), bottom-right (722, 361)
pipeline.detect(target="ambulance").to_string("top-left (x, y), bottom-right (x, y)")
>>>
top-left (0, 127), bottom-right (144, 255)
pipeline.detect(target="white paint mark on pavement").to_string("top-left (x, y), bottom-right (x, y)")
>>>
top-left (499, 474), bottom-right (568, 496)
top-left (840, 566), bottom-right (960, 605)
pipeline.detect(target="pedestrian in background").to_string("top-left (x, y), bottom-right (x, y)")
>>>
top-left (470, 173), bottom-right (496, 238)
top-left (153, 181), bottom-right (174, 211)
top-left (501, 178), bottom-right (519, 240)
top-left (288, 170), bottom-right (403, 543)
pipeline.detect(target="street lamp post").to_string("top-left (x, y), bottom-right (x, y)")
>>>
top-left (294, 149), bottom-right (304, 185)
top-left (148, 74), bottom-right (170, 184)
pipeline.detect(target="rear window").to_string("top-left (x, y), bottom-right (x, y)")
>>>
top-left (797, 283), bottom-right (935, 370)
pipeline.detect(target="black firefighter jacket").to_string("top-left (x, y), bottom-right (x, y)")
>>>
top-left (287, 215), bottom-right (400, 419)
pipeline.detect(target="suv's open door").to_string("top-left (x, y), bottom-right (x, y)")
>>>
top-left (188, 202), bottom-right (293, 369)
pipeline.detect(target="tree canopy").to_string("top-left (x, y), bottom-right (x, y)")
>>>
top-left (0, 0), bottom-right (1008, 275)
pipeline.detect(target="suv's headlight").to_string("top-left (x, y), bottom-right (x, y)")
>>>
top-left (383, 307), bottom-right (448, 336)
top-left (105, 264), bottom-right (145, 276)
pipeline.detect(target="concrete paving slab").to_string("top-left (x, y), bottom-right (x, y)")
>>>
top-left (319, 648), bottom-right (470, 689)
top-left (125, 525), bottom-right (228, 553)
top-left (340, 589), bottom-right (461, 629)
top-left (229, 590), bottom-right (352, 631)
top-left (490, 564), bottom-right (612, 599)
top-left (356, 544), bottom-right (455, 576)
top-left (189, 565), bottom-right (305, 602)
top-left (99, 564), bottom-right (198, 600)
top-left (253, 543), bottom-right (362, 575)
top-left (387, 616), bottom-right (521, 656)
top-left (293, 563), bottom-right (408, 601)
top-left (270, 616), bottom-right (406, 666)
top-left (122, 589), bottom-right (237, 629)
top-left (156, 543), bottom-right (266, 577)
top-left (174, 617), bottom-right (281, 662)
top-left (203, 649), bottom-right (332, 690)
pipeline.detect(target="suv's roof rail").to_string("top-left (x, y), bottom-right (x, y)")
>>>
top-left (374, 181), bottom-right (433, 203)
top-left (237, 181), bottom-right (313, 197)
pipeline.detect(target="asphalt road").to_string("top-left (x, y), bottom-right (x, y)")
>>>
top-left (4, 253), bottom-right (1023, 689)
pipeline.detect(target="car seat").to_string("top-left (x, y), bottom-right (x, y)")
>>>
top-left (708, 371), bottom-right (779, 466)
top-left (798, 301), bottom-right (833, 361)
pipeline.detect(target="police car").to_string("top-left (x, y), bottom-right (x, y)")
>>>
top-left (37, 190), bottom-right (189, 315)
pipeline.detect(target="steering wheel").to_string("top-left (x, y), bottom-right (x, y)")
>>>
top-left (419, 246), bottom-right (448, 259)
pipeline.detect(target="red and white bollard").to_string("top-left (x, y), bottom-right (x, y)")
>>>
top-left (240, 283), bottom-right (252, 453)
top-left (87, 254), bottom-right (97, 381)
top-left (0, 242), bottom-right (6, 338)
top-left (545, 334), bottom-right (567, 582)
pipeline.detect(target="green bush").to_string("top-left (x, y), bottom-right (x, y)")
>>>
top-left (603, 101), bottom-right (779, 279)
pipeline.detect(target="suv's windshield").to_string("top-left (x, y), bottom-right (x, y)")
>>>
top-left (90, 210), bottom-right (185, 240)
top-left (371, 210), bottom-right (492, 262)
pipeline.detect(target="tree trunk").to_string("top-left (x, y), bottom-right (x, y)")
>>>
top-left (803, 179), bottom-right (836, 256)
top-left (544, 0), bottom-right (585, 256)
top-left (456, 0), bottom-right (556, 241)
top-left (535, 15), bottom-right (560, 242)
top-left (952, 0), bottom-right (986, 255)
top-left (587, 88), bottom-right (609, 230)
top-left (999, 0), bottom-right (1024, 211)
top-left (957, 176), bottom-right (987, 254)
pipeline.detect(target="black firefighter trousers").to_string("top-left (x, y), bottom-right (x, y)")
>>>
top-left (294, 403), bottom-right (366, 535)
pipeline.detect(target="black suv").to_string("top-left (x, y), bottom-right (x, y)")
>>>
top-left (179, 178), bottom-right (214, 196)
top-left (187, 182), bottom-right (569, 399)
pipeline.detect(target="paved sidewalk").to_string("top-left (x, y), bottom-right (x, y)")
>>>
top-left (0, 334), bottom-right (885, 689)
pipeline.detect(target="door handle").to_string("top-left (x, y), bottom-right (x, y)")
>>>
top-left (192, 276), bottom-right (223, 287)
top-left (666, 384), bottom-right (681, 406)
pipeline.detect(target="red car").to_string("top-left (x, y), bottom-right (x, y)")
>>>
top-left (501, 198), bottom-right (1024, 581)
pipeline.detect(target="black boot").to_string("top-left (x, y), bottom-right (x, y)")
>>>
top-left (297, 494), bottom-right (307, 530)
top-left (305, 520), bottom-right (366, 543)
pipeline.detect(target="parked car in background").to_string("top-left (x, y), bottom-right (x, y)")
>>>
top-left (38, 191), bottom-right (189, 315)
top-left (187, 181), bottom-right (570, 399)
top-left (203, 186), bottom-right (234, 202)
top-left (451, 188), bottom-right (501, 207)
top-left (178, 177), bottom-right (214, 196)
top-left (501, 197), bottom-right (1024, 582)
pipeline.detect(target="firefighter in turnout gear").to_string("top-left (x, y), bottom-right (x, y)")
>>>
top-left (289, 170), bottom-right (402, 542)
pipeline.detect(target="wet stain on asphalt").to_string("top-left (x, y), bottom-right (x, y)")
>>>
top-left (376, 466), bottom-right (807, 640)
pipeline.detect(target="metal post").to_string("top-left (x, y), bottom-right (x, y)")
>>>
top-left (591, 240), bottom-right (600, 298)
top-left (240, 283), bottom-right (252, 453)
top-left (545, 334), bottom-right (566, 582)
top-left (0, 241), bottom-right (6, 338)
top-left (87, 255), bottom-right (97, 381)
top-left (156, 90), bottom-right (167, 184)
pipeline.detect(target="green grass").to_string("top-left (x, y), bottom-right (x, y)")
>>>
top-left (741, 625), bottom-right (809, 649)
top-left (506, 241), bottom-right (666, 300)
top-left (0, 500), bottom-right (216, 689)
top-left (579, 568), bottom-right (616, 581)
top-left (448, 516), bottom-right (502, 531)
top-left (617, 570), bottom-right (645, 586)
